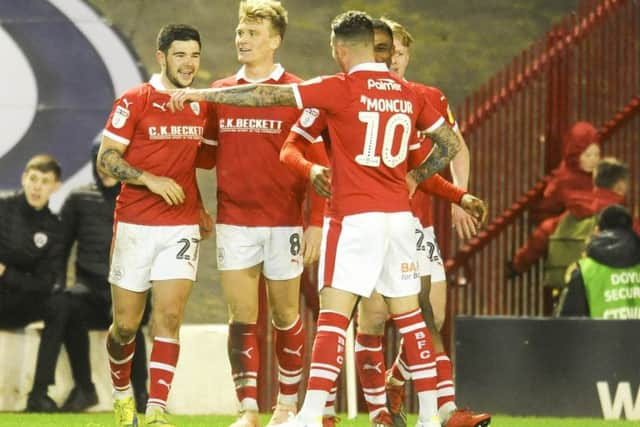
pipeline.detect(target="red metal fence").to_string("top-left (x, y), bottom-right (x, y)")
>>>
top-left (438, 0), bottom-right (640, 331)
top-left (258, 0), bottom-right (640, 412)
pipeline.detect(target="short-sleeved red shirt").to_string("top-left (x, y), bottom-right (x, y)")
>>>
top-left (203, 65), bottom-right (310, 226)
top-left (103, 75), bottom-right (207, 226)
top-left (292, 63), bottom-right (445, 218)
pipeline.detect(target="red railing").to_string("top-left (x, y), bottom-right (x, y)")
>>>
top-left (257, 0), bottom-right (640, 412)
top-left (439, 0), bottom-right (640, 343)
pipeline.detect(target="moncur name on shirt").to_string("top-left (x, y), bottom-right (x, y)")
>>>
top-left (360, 95), bottom-right (414, 114)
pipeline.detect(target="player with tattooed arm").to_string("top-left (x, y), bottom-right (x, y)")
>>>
top-left (98, 24), bottom-right (213, 427)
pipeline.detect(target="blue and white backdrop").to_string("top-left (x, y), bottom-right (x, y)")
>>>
top-left (0, 0), bottom-right (143, 211)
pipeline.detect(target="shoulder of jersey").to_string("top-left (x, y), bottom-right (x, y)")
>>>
top-left (281, 72), bottom-right (303, 84)
top-left (210, 75), bottom-right (238, 88)
top-left (323, 73), bottom-right (346, 82)
top-left (117, 83), bottom-right (152, 101)
top-left (408, 80), bottom-right (444, 98)
top-left (423, 85), bottom-right (445, 100)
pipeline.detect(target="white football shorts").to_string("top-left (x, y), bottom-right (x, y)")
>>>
top-left (215, 224), bottom-right (304, 281)
top-left (318, 211), bottom-right (420, 298)
top-left (415, 222), bottom-right (446, 283)
top-left (109, 222), bottom-right (200, 292)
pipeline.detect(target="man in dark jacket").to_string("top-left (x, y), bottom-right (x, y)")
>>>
top-left (0, 154), bottom-right (64, 411)
top-left (50, 143), bottom-right (150, 412)
top-left (560, 204), bottom-right (640, 318)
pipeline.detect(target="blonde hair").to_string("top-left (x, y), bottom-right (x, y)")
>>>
top-left (239, 0), bottom-right (288, 39)
top-left (381, 17), bottom-right (414, 48)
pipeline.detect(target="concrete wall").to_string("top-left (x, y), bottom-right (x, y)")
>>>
top-left (0, 324), bottom-right (238, 414)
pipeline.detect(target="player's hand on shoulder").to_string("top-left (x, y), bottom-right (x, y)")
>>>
top-left (165, 89), bottom-right (203, 112)
top-left (140, 172), bottom-right (185, 205)
top-left (301, 226), bottom-right (322, 265)
top-left (310, 164), bottom-right (331, 198)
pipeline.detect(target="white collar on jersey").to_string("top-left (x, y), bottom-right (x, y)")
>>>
top-left (348, 62), bottom-right (389, 75)
top-left (235, 63), bottom-right (285, 83)
top-left (149, 74), bottom-right (166, 91)
top-left (148, 74), bottom-right (193, 91)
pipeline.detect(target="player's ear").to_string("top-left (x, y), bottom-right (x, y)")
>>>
top-left (269, 34), bottom-right (282, 51)
top-left (155, 50), bottom-right (166, 68)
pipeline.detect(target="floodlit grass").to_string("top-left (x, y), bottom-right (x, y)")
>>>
top-left (0, 413), bottom-right (631, 427)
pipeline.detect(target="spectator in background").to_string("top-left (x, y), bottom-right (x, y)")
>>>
top-left (530, 121), bottom-right (601, 223)
top-left (510, 158), bottom-right (635, 279)
top-left (0, 155), bottom-right (63, 412)
top-left (51, 142), bottom-right (149, 413)
top-left (560, 204), bottom-right (640, 318)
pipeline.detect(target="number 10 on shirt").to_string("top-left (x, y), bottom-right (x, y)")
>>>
top-left (355, 112), bottom-right (412, 168)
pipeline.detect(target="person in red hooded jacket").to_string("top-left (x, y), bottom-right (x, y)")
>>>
top-left (530, 122), bottom-right (601, 223)
top-left (512, 158), bottom-right (638, 274)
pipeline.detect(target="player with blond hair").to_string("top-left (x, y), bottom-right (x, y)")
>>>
top-left (197, 2), bottom-right (324, 426)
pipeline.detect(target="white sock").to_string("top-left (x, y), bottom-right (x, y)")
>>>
top-left (145, 403), bottom-right (164, 416)
top-left (417, 390), bottom-right (440, 425)
top-left (113, 386), bottom-right (133, 401)
top-left (298, 390), bottom-right (329, 424)
top-left (439, 401), bottom-right (457, 422)
top-left (277, 392), bottom-right (298, 407)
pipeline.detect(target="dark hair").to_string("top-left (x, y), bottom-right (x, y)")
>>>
top-left (157, 24), bottom-right (201, 54)
top-left (331, 11), bottom-right (373, 44)
top-left (24, 154), bottom-right (61, 180)
top-left (594, 157), bottom-right (629, 189)
top-left (372, 18), bottom-right (393, 41)
top-left (598, 204), bottom-right (632, 231)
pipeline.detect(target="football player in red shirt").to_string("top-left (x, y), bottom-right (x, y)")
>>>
top-left (98, 24), bottom-right (211, 427)
top-left (380, 19), bottom-right (491, 427)
top-left (282, 20), bottom-right (484, 427)
top-left (197, 2), bottom-right (323, 426)
top-left (167, 10), bottom-right (465, 427)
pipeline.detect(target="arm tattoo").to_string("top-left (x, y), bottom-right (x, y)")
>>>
top-left (100, 148), bottom-right (142, 182)
top-left (411, 125), bottom-right (461, 183)
top-left (202, 84), bottom-right (297, 107)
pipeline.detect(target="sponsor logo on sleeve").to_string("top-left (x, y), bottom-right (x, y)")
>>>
top-left (111, 105), bottom-right (130, 129)
top-left (300, 108), bottom-right (319, 128)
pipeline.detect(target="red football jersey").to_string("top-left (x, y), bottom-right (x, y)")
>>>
top-left (292, 63), bottom-right (445, 218)
top-left (203, 65), bottom-right (310, 226)
top-left (103, 75), bottom-right (208, 226)
top-left (407, 81), bottom-right (458, 228)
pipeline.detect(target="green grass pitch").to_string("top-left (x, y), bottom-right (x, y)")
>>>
top-left (0, 413), bottom-right (631, 426)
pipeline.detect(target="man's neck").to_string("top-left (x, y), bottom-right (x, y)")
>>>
top-left (243, 61), bottom-right (276, 81)
top-left (344, 51), bottom-right (376, 73)
top-left (159, 72), bottom-right (179, 90)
